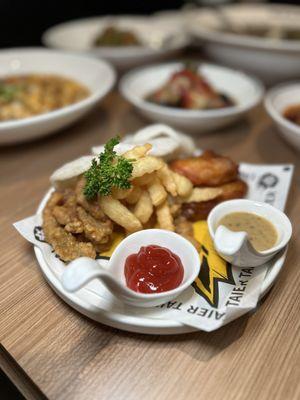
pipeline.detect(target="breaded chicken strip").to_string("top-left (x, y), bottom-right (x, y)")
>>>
top-left (169, 150), bottom-right (238, 187)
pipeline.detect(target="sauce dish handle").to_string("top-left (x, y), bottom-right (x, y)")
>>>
top-left (61, 257), bottom-right (142, 300)
top-left (214, 225), bottom-right (248, 257)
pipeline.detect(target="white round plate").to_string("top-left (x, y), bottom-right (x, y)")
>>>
top-left (119, 62), bottom-right (264, 133)
top-left (186, 4), bottom-right (300, 84)
top-left (34, 189), bottom-right (286, 335)
top-left (42, 16), bottom-right (187, 70)
top-left (0, 48), bottom-right (116, 145)
top-left (265, 82), bottom-right (300, 151)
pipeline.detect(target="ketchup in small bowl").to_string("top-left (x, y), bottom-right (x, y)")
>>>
top-left (124, 245), bottom-right (184, 294)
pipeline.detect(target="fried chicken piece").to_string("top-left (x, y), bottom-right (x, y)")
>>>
top-left (43, 205), bottom-right (96, 261)
top-left (169, 150), bottom-right (239, 187)
top-left (75, 177), bottom-right (105, 220)
top-left (76, 206), bottom-right (113, 244)
top-left (52, 189), bottom-right (84, 234)
top-left (182, 179), bottom-right (248, 221)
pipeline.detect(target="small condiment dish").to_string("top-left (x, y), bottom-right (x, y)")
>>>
top-left (207, 199), bottom-right (292, 267)
top-left (61, 229), bottom-right (200, 308)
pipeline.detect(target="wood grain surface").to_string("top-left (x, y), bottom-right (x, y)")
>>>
top-left (0, 92), bottom-right (299, 400)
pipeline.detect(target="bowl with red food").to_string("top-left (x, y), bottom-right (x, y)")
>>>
top-left (265, 82), bottom-right (300, 151)
top-left (120, 62), bottom-right (264, 133)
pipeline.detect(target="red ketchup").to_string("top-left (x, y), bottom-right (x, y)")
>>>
top-left (124, 245), bottom-right (184, 294)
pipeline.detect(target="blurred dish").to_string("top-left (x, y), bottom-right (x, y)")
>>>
top-left (265, 82), bottom-right (300, 151)
top-left (146, 64), bottom-right (234, 110)
top-left (42, 16), bottom-right (187, 70)
top-left (120, 62), bottom-right (263, 133)
top-left (93, 25), bottom-right (141, 47)
top-left (187, 4), bottom-right (300, 84)
top-left (0, 74), bottom-right (89, 122)
top-left (0, 48), bottom-right (116, 145)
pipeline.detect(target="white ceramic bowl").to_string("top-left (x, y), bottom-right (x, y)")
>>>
top-left (62, 229), bottom-right (201, 308)
top-left (119, 62), bottom-right (264, 133)
top-left (42, 16), bottom-right (187, 70)
top-left (207, 199), bottom-right (292, 268)
top-left (187, 4), bottom-right (300, 84)
top-left (0, 48), bottom-right (116, 145)
top-left (265, 82), bottom-right (300, 151)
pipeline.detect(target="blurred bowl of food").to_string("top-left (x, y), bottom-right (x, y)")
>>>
top-left (42, 16), bottom-right (188, 70)
top-left (265, 82), bottom-right (300, 151)
top-left (0, 48), bottom-right (116, 145)
top-left (119, 61), bottom-right (264, 133)
top-left (186, 4), bottom-right (300, 84)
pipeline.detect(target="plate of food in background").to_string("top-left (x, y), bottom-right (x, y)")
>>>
top-left (14, 124), bottom-right (293, 334)
top-left (0, 48), bottom-right (116, 145)
top-left (186, 4), bottom-right (300, 84)
top-left (265, 82), bottom-right (300, 152)
top-left (120, 62), bottom-right (264, 133)
top-left (42, 16), bottom-right (188, 71)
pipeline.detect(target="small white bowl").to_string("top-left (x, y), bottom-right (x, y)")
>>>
top-left (207, 199), bottom-right (292, 267)
top-left (42, 16), bottom-right (187, 71)
top-left (0, 48), bottom-right (116, 145)
top-left (265, 82), bottom-right (300, 151)
top-left (62, 229), bottom-right (201, 308)
top-left (119, 62), bottom-right (264, 133)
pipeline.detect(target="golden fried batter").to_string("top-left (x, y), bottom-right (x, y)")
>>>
top-left (77, 206), bottom-right (113, 244)
top-left (43, 197), bottom-right (96, 261)
top-left (52, 189), bottom-right (83, 234)
top-left (75, 177), bottom-right (105, 219)
top-left (170, 150), bottom-right (238, 187)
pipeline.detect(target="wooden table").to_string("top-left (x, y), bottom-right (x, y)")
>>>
top-left (0, 92), bottom-right (299, 400)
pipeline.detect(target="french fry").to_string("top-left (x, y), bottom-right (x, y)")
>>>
top-left (132, 172), bottom-right (155, 187)
top-left (99, 196), bottom-right (142, 232)
top-left (125, 186), bottom-right (143, 204)
top-left (111, 187), bottom-right (133, 200)
top-left (183, 187), bottom-right (222, 203)
top-left (134, 190), bottom-right (153, 224)
top-left (172, 172), bottom-right (193, 197)
top-left (147, 177), bottom-right (167, 206)
top-left (123, 143), bottom-right (152, 160)
top-left (156, 201), bottom-right (175, 231)
top-left (131, 157), bottom-right (164, 179)
top-left (156, 164), bottom-right (177, 196)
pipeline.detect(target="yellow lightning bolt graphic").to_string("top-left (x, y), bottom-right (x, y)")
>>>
top-left (192, 221), bottom-right (235, 307)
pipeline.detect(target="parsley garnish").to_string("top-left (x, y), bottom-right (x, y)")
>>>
top-left (84, 136), bottom-right (134, 199)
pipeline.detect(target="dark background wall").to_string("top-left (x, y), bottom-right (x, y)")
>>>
top-left (0, 0), bottom-right (298, 48)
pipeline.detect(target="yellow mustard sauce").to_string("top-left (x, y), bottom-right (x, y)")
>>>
top-left (218, 212), bottom-right (278, 252)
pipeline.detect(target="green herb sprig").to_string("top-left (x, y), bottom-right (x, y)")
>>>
top-left (0, 83), bottom-right (21, 102)
top-left (84, 136), bottom-right (134, 199)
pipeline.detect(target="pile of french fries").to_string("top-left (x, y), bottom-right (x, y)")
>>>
top-left (98, 144), bottom-right (222, 234)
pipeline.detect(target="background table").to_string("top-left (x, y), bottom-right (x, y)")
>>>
top-left (0, 92), bottom-right (299, 400)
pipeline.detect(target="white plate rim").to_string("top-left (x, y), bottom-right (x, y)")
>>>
top-left (188, 4), bottom-right (300, 53)
top-left (264, 81), bottom-right (300, 138)
top-left (42, 15), bottom-right (187, 57)
top-left (33, 187), bottom-right (287, 335)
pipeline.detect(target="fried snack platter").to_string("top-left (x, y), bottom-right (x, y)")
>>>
top-left (14, 125), bottom-right (294, 334)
